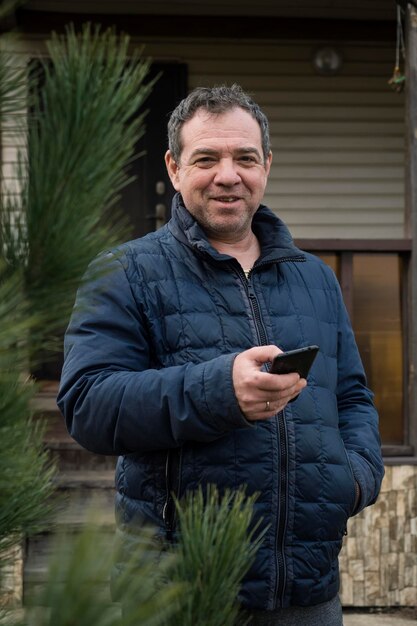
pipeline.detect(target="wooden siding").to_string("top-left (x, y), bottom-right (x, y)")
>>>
top-left (142, 38), bottom-right (406, 239)
top-left (2, 37), bottom-right (405, 239)
top-left (0, 46), bottom-right (28, 208)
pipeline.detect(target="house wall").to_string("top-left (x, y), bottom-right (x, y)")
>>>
top-left (2, 36), bottom-right (406, 239)
top-left (140, 36), bottom-right (406, 239)
top-left (340, 464), bottom-right (417, 606)
top-left (0, 45), bottom-right (28, 207)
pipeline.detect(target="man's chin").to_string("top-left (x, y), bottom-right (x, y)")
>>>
top-left (202, 217), bottom-right (254, 240)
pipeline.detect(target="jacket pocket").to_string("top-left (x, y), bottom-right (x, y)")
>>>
top-left (162, 447), bottom-right (183, 540)
top-left (341, 444), bottom-right (358, 518)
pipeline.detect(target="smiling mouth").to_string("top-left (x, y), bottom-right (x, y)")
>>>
top-left (213, 196), bottom-right (240, 203)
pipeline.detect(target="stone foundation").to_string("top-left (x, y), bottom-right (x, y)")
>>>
top-left (340, 464), bottom-right (417, 606)
top-left (0, 542), bottom-right (23, 608)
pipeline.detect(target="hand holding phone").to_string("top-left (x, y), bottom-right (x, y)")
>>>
top-left (270, 345), bottom-right (319, 379)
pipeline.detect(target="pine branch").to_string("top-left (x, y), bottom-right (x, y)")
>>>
top-left (16, 524), bottom-right (181, 626)
top-left (0, 263), bottom-right (56, 550)
top-left (1, 23), bottom-right (155, 358)
top-left (167, 485), bottom-right (265, 626)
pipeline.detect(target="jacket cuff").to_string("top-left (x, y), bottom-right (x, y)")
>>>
top-left (348, 450), bottom-right (378, 514)
top-left (201, 352), bottom-right (254, 432)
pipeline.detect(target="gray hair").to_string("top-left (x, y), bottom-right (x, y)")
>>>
top-left (167, 84), bottom-right (271, 164)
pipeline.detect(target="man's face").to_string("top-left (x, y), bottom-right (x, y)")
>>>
top-left (165, 107), bottom-right (272, 242)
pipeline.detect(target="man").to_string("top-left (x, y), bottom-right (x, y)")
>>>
top-left (57, 85), bottom-right (384, 625)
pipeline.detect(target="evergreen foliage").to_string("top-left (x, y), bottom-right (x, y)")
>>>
top-left (0, 6), bottom-right (56, 560)
top-left (167, 485), bottom-right (264, 626)
top-left (0, 262), bottom-right (55, 582)
top-left (1, 23), bottom-right (155, 359)
top-left (0, 18), bottom-right (154, 612)
top-left (5, 487), bottom-right (262, 625)
top-left (18, 525), bottom-right (181, 626)
top-left (0, 263), bottom-right (55, 551)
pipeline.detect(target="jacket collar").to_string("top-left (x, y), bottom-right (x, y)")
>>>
top-left (167, 192), bottom-right (305, 265)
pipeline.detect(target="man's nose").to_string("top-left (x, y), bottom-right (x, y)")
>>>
top-left (213, 158), bottom-right (241, 185)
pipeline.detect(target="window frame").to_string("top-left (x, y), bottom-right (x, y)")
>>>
top-left (295, 238), bottom-right (414, 459)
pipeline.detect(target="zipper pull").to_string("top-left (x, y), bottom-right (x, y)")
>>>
top-left (247, 282), bottom-right (257, 300)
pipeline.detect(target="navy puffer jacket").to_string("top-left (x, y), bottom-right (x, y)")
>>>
top-left (57, 193), bottom-right (384, 610)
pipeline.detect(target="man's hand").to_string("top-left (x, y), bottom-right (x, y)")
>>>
top-left (232, 345), bottom-right (307, 421)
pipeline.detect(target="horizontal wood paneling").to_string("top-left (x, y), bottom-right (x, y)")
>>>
top-left (4, 36), bottom-right (405, 239)
top-left (0, 47), bottom-right (28, 205)
top-left (271, 165), bottom-right (404, 178)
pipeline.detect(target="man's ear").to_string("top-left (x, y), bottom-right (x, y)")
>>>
top-left (165, 150), bottom-right (181, 191)
top-left (265, 151), bottom-right (273, 176)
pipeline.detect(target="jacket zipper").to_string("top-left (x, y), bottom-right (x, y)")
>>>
top-left (237, 259), bottom-right (303, 607)
top-left (275, 409), bottom-right (288, 606)
top-left (244, 256), bottom-right (305, 347)
top-left (246, 280), bottom-right (268, 346)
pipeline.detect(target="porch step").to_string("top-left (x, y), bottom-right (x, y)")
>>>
top-left (51, 470), bottom-right (116, 526)
top-left (24, 387), bottom-right (119, 606)
top-left (24, 525), bottom-right (116, 606)
top-left (24, 525), bottom-right (116, 581)
top-left (45, 439), bottom-right (117, 471)
top-left (24, 461), bottom-right (117, 602)
top-left (33, 390), bottom-right (116, 471)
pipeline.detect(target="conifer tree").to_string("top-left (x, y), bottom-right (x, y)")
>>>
top-left (0, 16), bottom-right (154, 613)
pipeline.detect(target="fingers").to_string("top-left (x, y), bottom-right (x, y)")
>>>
top-left (257, 380), bottom-right (305, 418)
top-left (232, 346), bottom-right (308, 422)
top-left (247, 377), bottom-right (307, 421)
top-left (236, 344), bottom-right (283, 370)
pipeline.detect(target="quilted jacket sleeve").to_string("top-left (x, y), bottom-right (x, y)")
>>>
top-left (57, 252), bottom-right (251, 455)
top-left (334, 278), bottom-right (385, 514)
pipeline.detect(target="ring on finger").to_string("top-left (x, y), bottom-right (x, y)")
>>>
top-left (265, 400), bottom-right (270, 411)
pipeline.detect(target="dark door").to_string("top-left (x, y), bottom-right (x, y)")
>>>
top-left (121, 62), bottom-right (188, 239)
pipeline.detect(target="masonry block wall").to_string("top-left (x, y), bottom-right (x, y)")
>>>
top-left (0, 544), bottom-right (23, 608)
top-left (340, 465), bottom-right (417, 606)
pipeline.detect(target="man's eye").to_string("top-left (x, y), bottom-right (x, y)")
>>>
top-left (239, 156), bottom-right (257, 164)
top-left (195, 157), bottom-right (216, 167)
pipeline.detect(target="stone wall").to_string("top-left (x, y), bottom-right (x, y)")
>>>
top-left (340, 464), bottom-right (417, 606)
top-left (0, 543), bottom-right (23, 608)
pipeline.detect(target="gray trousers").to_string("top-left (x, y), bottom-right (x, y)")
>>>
top-left (247, 594), bottom-right (343, 626)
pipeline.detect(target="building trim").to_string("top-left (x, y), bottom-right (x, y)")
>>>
top-left (13, 10), bottom-right (396, 41)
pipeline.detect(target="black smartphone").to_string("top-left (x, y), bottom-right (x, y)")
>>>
top-left (270, 345), bottom-right (319, 379)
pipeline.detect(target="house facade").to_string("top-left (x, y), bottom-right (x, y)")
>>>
top-left (2, 0), bottom-right (417, 608)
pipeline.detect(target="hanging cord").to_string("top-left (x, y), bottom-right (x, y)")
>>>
top-left (389, 4), bottom-right (406, 92)
top-left (396, 0), bottom-right (417, 11)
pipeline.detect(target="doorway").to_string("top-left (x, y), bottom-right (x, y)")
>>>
top-left (120, 62), bottom-right (188, 238)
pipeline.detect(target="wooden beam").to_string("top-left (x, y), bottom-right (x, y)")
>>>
top-left (405, 3), bottom-right (417, 456)
top-left (13, 10), bottom-right (396, 41)
top-left (294, 239), bottom-right (412, 252)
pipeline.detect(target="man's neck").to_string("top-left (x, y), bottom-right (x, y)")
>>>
top-left (208, 231), bottom-right (261, 271)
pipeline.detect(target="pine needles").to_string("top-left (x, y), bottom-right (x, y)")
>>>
top-left (167, 485), bottom-right (264, 626)
top-left (1, 23), bottom-right (155, 359)
top-left (8, 487), bottom-right (263, 625)
top-left (0, 262), bottom-right (55, 551)
top-left (0, 21), bottom-right (154, 607)
top-left (20, 525), bottom-right (181, 626)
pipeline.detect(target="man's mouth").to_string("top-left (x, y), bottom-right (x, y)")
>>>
top-left (213, 196), bottom-right (239, 203)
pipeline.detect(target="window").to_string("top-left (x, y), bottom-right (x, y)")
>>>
top-left (352, 254), bottom-right (404, 446)
top-left (296, 239), bottom-right (412, 457)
